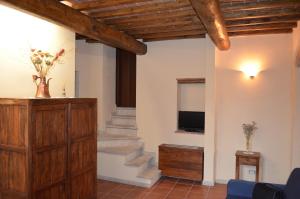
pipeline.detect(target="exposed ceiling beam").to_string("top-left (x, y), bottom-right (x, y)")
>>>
top-left (143, 34), bottom-right (205, 42)
top-left (227, 22), bottom-right (297, 32)
top-left (0, 0), bottom-right (147, 55)
top-left (225, 14), bottom-right (300, 27)
top-left (134, 29), bottom-right (206, 39)
top-left (189, 0), bottom-right (230, 50)
top-left (228, 28), bottom-right (292, 37)
top-left (103, 7), bottom-right (195, 24)
top-left (73, 0), bottom-right (156, 11)
top-left (222, 1), bottom-right (300, 13)
top-left (90, 0), bottom-right (190, 18)
top-left (128, 24), bottom-right (204, 35)
top-left (111, 16), bottom-right (201, 30)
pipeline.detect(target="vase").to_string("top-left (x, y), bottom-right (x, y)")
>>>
top-left (246, 137), bottom-right (250, 152)
top-left (35, 77), bottom-right (51, 98)
top-left (244, 136), bottom-right (254, 154)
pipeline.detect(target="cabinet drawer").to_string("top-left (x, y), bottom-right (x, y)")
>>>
top-left (239, 157), bottom-right (258, 165)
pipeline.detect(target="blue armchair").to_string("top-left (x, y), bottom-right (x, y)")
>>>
top-left (227, 168), bottom-right (300, 199)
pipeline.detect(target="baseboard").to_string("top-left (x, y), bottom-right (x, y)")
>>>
top-left (97, 175), bottom-right (155, 188)
top-left (215, 179), bottom-right (228, 184)
top-left (202, 180), bottom-right (215, 186)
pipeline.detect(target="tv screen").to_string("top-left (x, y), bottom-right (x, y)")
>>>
top-left (178, 111), bottom-right (205, 132)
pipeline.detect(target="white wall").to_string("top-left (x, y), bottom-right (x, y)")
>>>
top-left (75, 40), bottom-right (116, 132)
top-left (137, 38), bottom-right (216, 184)
top-left (215, 34), bottom-right (293, 184)
top-left (292, 21), bottom-right (300, 168)
top-left (0, 4), bottom-right (75, 97)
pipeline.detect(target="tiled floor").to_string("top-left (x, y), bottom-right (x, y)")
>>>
top-left (97, 177), bottom-right (227, 199)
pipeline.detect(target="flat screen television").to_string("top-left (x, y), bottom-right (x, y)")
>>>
top-left (178, 111), bottom-right (205, 133)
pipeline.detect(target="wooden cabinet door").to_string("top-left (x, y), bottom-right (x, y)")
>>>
top-left (31, 104), bottom-right (68, 199)
top-left (116, 48), bottom-right (136, 108)
top-left (0, 104), bottom-right (27, 198)
top-left (69, 102), bottom-right (97, 199)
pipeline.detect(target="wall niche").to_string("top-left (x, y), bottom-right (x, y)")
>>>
top-left (177, 78), bottom-right (205, 134)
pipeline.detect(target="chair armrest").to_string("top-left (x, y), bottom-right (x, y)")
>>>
top-left (268, 183), bottom-right (286, 191)
top-left (227, 179), bottom-right (256, 199)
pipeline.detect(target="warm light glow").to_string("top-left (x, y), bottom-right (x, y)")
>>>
top-left (241, 61), bottom-right (261, 79)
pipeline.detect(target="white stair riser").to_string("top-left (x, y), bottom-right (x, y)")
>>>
top-left (98, 153), bottom-right (158, 187)
top-left (106, 127), bottom-right (137, 135)
top-left (110, 117), bottom-right (136, 126)
top-left (127, 157), bottom-right (155, 174)
top-left (114, 108), bottom-right (136, 116)
top-left (98, 140), bottom-right (140, 147)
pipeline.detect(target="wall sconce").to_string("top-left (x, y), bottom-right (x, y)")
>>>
top-left (241, 61), bottom-right (261, 79)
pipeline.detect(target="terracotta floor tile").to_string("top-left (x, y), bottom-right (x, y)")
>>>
top-left (167, 189), bottom-right (189, 198)
top-left (97, 178), bottom-right (227, 199)
top-left (190, 185), bottom-right (209, 194)
top-left (187, 191), bottom-right (207, 198)
top-left (144, 192), bottom-right (167, 199)
top-left (173, 183), bottom-right (191, 192)
top-left (152, 186), bottom-right (171, 195)
top-left (177, 179), bottom-right (195, 185)
top-left (124, 189), bottom-right (149, 199)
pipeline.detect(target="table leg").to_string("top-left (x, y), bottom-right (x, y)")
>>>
top-left (235, 158), bottom-right (239, 180)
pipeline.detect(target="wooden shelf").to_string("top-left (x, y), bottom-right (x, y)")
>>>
top-left (177, 78), bottom-right (205, 84)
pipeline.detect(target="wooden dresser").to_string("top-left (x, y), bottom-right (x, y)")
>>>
top-left (0, 98), bottom-right (97, 199)
top-left (159, 144), bottom-right (204, 181)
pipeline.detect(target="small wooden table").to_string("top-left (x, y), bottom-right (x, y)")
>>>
top-left (235, 150), bottom-right (261, 182)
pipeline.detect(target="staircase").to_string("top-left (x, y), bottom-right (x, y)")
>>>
top-left (97, 107), bottom-right (161, 187)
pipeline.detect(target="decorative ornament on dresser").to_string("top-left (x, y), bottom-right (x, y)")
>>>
top-left (242, 121), bottom-right (258, 154)
top-left (30, 48), bottom-right (65, 98)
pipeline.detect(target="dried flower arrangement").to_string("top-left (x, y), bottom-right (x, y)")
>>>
top-left (242, 121), bottom-right (258, 152)
top-left (30, 48), bottom-right (64, 98)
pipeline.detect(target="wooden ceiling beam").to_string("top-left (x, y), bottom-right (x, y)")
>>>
top-left (128, 21), bottom-right (297, 36)
top-left (227, 22), bottom-right (297, 32)
top-left (128, 24), bottom-right (205, 35)
top-left (103, 7), bottom-right (195, 25)
top-left (111, 16), bottom-right (201, 30)
top-left (134, 29), bottom-right (207, 39)
top-left (189, 0), bottom-right (230, 50)
top-left (222, 1), bottom-right (300, 13)
top-left (1, 0), bottom-right (147, 55)
top-left (225, 14), bottom-right (300, 27)
top-left (143, 34), bottom-right (206, 42)
top-left (73, 0), bottom-right (155, 11)
top-left (90, 0), bottom-right (190, 18)
top-left (228, 28), bottom-right (293, 36)
top-left (224, 9), bottom-right (300, 21)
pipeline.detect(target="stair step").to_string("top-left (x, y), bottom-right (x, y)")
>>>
top-left (112, 114), bottom-right (136, 119)
top-left (99, 133), bottom-right (140, 141)
top-left (126, 153), bottom-right (153, 167)
top-left (98, 144), bottom-right (143, 155)
top-left (106, 123), bottom-right (137, 130)
top-left (114, 107), bottom-right (136, 116)
top-left (137, 166), bottom-right (161, 180)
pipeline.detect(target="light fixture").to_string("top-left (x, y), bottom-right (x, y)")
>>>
top-left (241, 61), bottom-right (261, 79)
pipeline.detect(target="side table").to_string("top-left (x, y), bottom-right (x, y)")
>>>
top-left (235, 150), bottom-right (261, 182)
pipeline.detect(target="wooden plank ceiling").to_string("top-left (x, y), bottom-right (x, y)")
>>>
top-left (62, 0), bottom-right (300, 44)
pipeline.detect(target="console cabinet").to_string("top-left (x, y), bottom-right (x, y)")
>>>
top-left (159, 144), bottom-right (204, 181)
top-left (0, 98), bottom-right (97, 199)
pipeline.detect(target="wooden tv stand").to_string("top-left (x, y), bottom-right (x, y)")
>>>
top-left (159, 144), bottom-right (204, 181)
